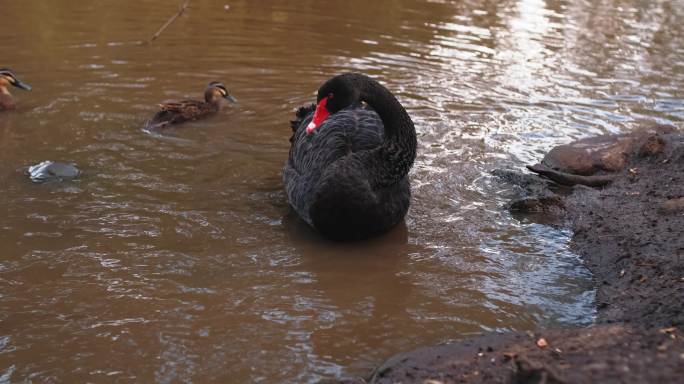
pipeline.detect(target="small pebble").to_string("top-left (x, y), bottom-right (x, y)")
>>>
top-left (536, 338), bottom-right (548, 348)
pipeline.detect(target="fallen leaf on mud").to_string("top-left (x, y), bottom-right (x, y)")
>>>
top-left (639, 276), bottom-right (648, 283)
top-left (659, 327), bottom-right (677, 334)
top-left (536, 338), bottom-right (548, 348)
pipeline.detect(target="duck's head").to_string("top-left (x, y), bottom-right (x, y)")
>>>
top-left (307, 73), bottom-right (361, 134)
top-left (204, 82), bottom-right (237, 104)
top-left (0, 68), bottom-right (32, 94)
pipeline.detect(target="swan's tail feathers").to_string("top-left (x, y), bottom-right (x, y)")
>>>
top-left (290, 103), bottom-right (316, 132)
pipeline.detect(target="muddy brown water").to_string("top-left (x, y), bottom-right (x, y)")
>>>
top-left (1, 0), bottom-right (682, 382)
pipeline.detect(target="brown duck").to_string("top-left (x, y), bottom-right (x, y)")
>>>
top-left (145, 82), bottom-right (236, 130)
top-left (0, 68), bottom-right (32, 111)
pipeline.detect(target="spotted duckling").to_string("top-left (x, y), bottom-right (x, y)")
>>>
top-left (146, 82), bottom-right (236, 130)
top-left (0, 68), bottom-right (32, 111)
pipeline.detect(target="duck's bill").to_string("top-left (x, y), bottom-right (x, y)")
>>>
top-left (13, 79), bottom-right (32, 91)
top-left (224, 94), bottom-right (237, 103)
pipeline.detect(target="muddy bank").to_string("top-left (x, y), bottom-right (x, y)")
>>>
top-left (342, 130), bottom-right (684, 383)
top-left (365, 325), bottom-right (682, 384)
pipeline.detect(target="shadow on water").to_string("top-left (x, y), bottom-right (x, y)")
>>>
top-left (283, 213), bottom-right (421, 377)
top-left (284, 213), bottom-right (414, 313)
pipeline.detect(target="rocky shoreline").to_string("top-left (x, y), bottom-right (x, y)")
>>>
top-left (341, 129), bottom-right (684, 383)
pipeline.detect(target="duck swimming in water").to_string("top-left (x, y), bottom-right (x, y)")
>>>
top-left (145, 82), bottom-right (236, 130)
top-left (0, 68), bottom-right (32, 111)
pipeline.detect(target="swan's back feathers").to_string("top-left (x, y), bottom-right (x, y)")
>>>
top-left (289, 104), bottom-right (383, 170)
top-left (283, 104), bottom-right (384, 226)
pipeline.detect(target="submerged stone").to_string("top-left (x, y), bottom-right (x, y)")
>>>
top-left (27, 161), bottom-right (81, 183)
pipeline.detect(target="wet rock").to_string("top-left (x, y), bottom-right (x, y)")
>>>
top-left (509, 195), bottom-right (564, 213)
top-left (27, 160), bottom-right (81, 183)
top-left (491, 169), bottom-right (551, 196)
top-left (539, 126), bottom-right (674, 176)
top-left (540, 134), bottom-right (634, 175)
top-left (527, 127), bottom-right (677, 188)
top-left (492, 169), bottom-right (565, 221)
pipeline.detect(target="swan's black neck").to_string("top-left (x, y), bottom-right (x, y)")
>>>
top-left (356, 75), bottom-right (417, 187)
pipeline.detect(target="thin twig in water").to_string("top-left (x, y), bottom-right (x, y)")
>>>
top-left (148, 0), bottom-right (190, 44)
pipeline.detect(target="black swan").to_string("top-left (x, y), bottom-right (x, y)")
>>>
top-left (283, 73), bottom-right (417, 240)
top-left (0, 68), bottom-right (32, 111)
top-left (145, 82), bottom-right (236, 130)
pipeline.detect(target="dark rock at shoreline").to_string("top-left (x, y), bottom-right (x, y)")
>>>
top-left (367, 325), bottom-right (683, 384)
top-left (536, 125), bottom-right (674, 175)
top-left (491, 169), bottom-right (566, 218)
top-left (526, 125), bottom-right (675, 187)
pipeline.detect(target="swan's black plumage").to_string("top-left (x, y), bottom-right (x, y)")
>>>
top-left (283, 73), bottom-right (417, 240)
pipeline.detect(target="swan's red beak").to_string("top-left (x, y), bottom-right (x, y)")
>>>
top-left (306, 96), bottom-right (331, 134)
